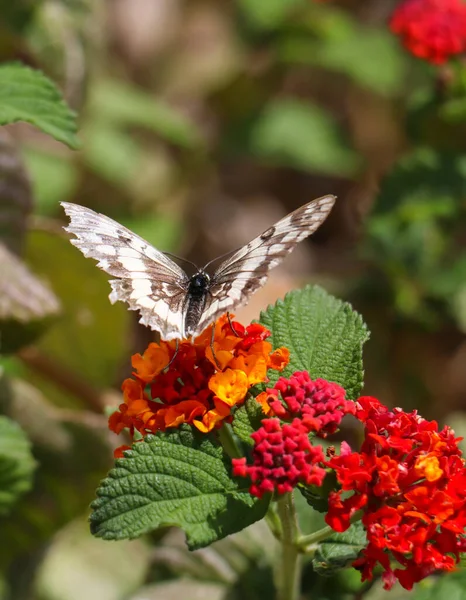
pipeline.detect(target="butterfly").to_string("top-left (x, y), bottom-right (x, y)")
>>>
top-left (61, 195), bottom-right (336, 341)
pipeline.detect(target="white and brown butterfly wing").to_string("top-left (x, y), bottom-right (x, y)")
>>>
top-left (193, 195), bottom-right (336, 335)
top-left (61, 202), bottom-right (189, 340)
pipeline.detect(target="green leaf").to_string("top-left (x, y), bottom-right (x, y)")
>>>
top-left (249, 99), bottom-right (360, 176)
top-left (21, 146), bottom-right (78, 215)
top-left (24, 229), bottom-right (128, 395)
top-left (90, 427), bottom-right (269, 549)
top-left (0, 415), bottom-right (36, 516)
top-left (259, 285), bottom-right (369, 399)
top-left (411, 570), bottom-right (466, 600)
top-left (88, 79), bottom-right (203, 149)
top-left (279, 26), bottom-right (406, 96)
top-left (0, 62), bottom-right (79, 149)
top-left (232, 396), bottom-right (265, 446)
top-left (238, 0), bottom-right (307, 30)
top-left (0, 375), bottom-right (115, 568)
top-left (311, 522), bottom-right (366, 576)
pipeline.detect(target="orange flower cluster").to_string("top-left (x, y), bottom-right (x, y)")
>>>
top-left (109, 316), bottom-right (289, 455)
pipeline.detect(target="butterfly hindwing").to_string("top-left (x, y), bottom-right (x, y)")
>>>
top-left (62, 195), bottom-right (336, 340)
top-left (193, 195), bottom-right (336, 335)
top-left (61, 202), bottom-right (189, 340)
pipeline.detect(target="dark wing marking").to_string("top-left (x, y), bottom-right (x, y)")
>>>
top-left (61, 202), bottom-right (190, 340)
top-left (193, 195), bottom-right (336, 336)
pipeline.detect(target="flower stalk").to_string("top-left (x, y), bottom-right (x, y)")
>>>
top-left (275, 493), bottom-right (301, 600)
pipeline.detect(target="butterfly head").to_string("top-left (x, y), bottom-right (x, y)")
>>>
top-left (188, 271), bottom-right (211, 299)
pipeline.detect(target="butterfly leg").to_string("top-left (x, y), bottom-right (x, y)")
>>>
top-left (227, 312), bottom-right (240, 337)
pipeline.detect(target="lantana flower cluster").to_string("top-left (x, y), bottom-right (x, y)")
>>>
top-left (109, 315), bottom-right (289, 455)
top-left (232, 371), bottom-right (466, 590)
top-left (326, 396), bottom-right (466, 590)
top-left (232, 372), bottom-right (355, 497)
top-left (109, 316), bottom-right (466, 590)
top-left (390, 0), bottom-right (466, 64)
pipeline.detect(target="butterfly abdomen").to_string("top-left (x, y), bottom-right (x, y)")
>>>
top-left (184, 272), bottom-right (210, 337)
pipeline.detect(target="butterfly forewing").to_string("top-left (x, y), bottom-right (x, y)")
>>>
top-left (193, 195), bottom-right (336, 335)
top-left (61, 202), bottom-right (189, 340)
top-left (62, 194), bottom-right (336, 340)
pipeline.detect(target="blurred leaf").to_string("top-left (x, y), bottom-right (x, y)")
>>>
top-left (0, 375), bottom-right (113, 569)
top-left (24, 229), bottom-right (128, 395)
top-left (0, 243), bottom-right (60, 354)
top-left (0, 63), bottom-right (79, 149)
top-left (362, 580), bottom-right (412, 600)
top-left (279, 24), bottom-right (406, 96)
top-left (311, 522), bottom-right (366, 576)
top-left (129, 581), bottom-right (226, 600)
top-left (90, 427), bottom-right (269, 548)
top-left (259, 285), bottom-right (370, 400)
top-left (82, 121), bottom-right (142, 188)
top-left (361, 147), bottom-right (466, 325)
top-left (0, 415), bottom-right (35, 516)
top-left (249, 99), bottom-right (360, 176)
top-left (119, 214), bottom-right (182, 252)
top-left (0, 130), bottom-right (32, 254)
top-left (374, 147), bottom-right (466, 216)
top-left (35, 519), bottom-right (151, 600)
top-left (21, 146), bottom-right (78, 215)
top-left (410, 570), bottom-right (466, 599)
top-left (88, 79), bottom-right (203, 149)
top-left (0, 0), bottom-right (41, 33)
top-left (294, 484), bottom-right (327, 533)
top-left (238, 0), bottom-right (307, 30)
top-left (149, 519), bottom-right (276, 590)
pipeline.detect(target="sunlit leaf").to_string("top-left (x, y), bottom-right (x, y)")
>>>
top-left (260, 285), bottom-right (369, 399)
top-left (91, 427), bottom-right (269, 549)
top-left (0, 63), bottom-right (79, 149)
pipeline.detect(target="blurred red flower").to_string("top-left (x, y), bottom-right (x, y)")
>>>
top-left (390, 0), bottom-right (466, 64)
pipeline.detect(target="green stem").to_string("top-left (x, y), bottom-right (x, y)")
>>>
top-left (298, 524), bottom-right (335, 551)
top-left (265, 504), bottom-right (282, 541)
top-left (275, 493), bottom-right (301, 600)
top-left (298, 510), bottom-right (364, 553)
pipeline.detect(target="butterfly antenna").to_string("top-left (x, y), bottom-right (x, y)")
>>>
top-left (163, 251), bottom-right (199, 272)
top-left (163, 339), bottom-right (179, 372)
top-left (203, 247), bottom-right (240, 271)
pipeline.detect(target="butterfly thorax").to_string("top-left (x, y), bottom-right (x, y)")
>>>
top-left (185, 271), bottom-right (211, 336)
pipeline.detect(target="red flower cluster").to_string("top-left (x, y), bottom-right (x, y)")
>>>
top-left (109, 316), bottom-right (289, 456)
top-left (257, 371), bottom-right (355, 436)
top-left (390, 0), bottom-right (466, 64)
top-left (326, 396), bottom-right (466, 590)
top-left (232, 417), bottom-right (326, 498)
top-left (233, 373), bottom-right (354, 497)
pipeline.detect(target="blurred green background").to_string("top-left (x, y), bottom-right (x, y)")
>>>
top-left (1, 0), bottom-right (466, 598)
